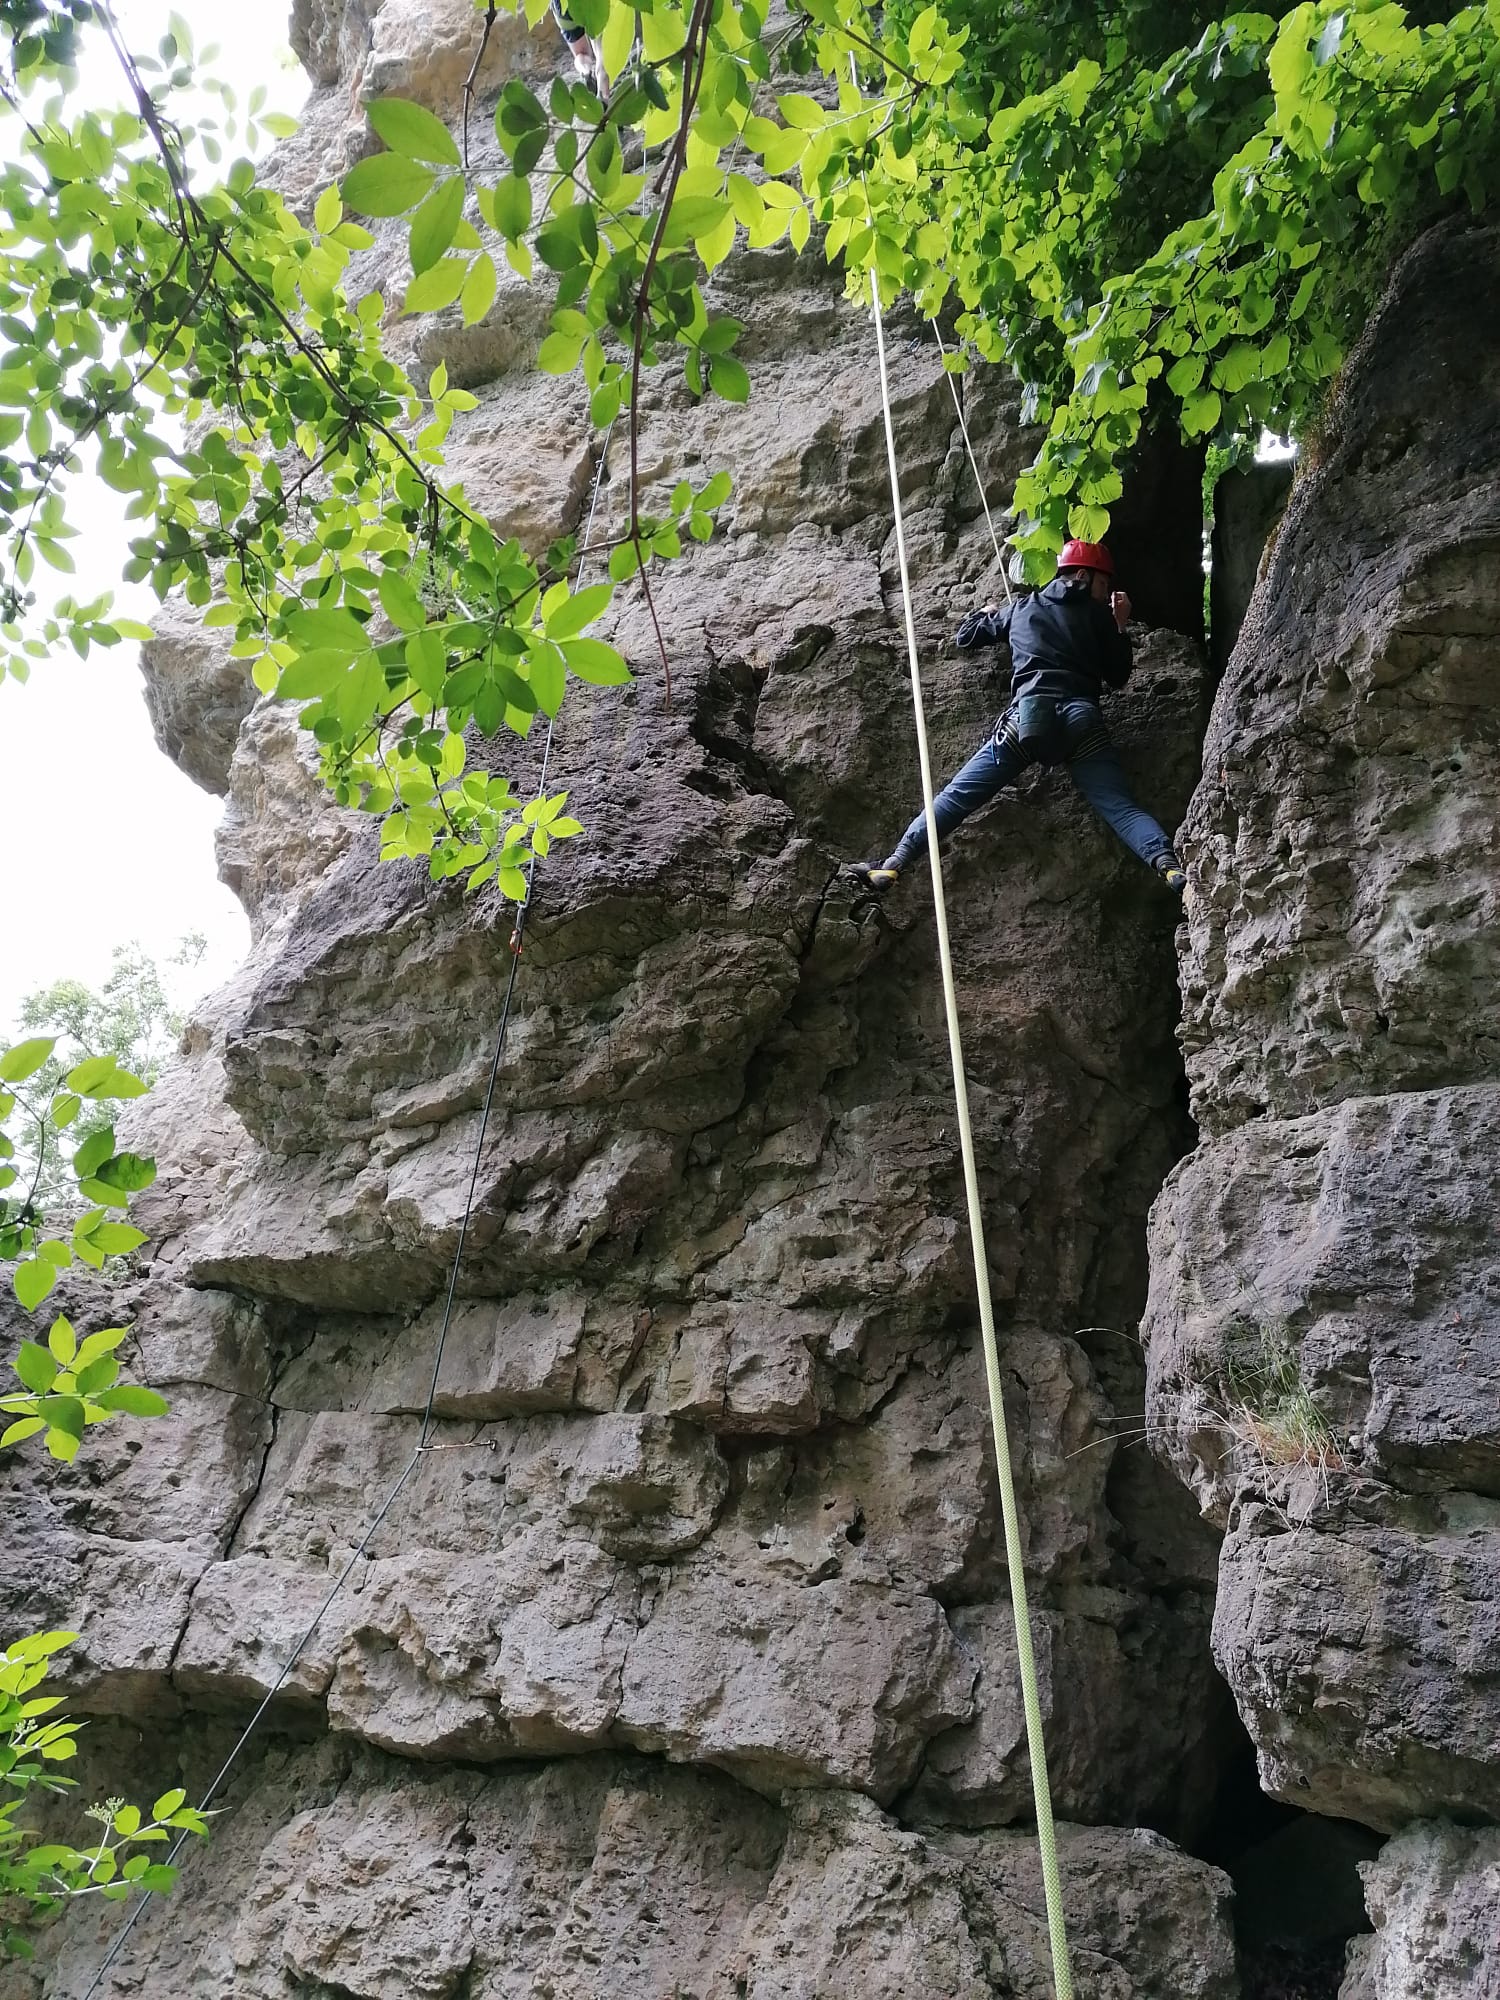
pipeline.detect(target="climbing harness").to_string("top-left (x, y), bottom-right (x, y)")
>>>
top-left (79, 425), bottom-right (621, 2000)
top-left (859, 67), bottom-right (1075, 2000)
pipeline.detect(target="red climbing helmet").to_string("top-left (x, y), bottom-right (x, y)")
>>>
top-left (1057, 539), bottom-right (1115, 576)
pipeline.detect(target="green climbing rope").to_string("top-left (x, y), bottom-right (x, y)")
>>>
top-left (860, 142), bottom-right (1076, 2000)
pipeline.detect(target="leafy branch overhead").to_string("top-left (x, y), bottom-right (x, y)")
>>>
top-left (1, 3), bottom-right (1493, 933)
top-left (346, 0), bottom-right (1500, 573)
top-left (0, 0), bottom-right (721, 898)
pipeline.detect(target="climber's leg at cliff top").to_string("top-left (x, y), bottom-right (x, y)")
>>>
top-left (1063, 711), bottom-right (1185, 893)
top-left (846, 732), bottom-right (1030, 891)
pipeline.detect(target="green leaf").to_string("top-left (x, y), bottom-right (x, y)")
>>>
top-left (777, 92), bottom-right (827, 131)
top-left (366, 96), bottom-right (461, 167)
top-left (405, 629), bottom-right (447, 700)
top-left (461, 252), bottom-right (498, 327)
top-left (409, 175), bottom-right (465, 276)
top-left (403, 258), bottom-right (469, 313)
top-left (663, 194), bottom-right (730, 251)
top-left (1314, 12), bottom-right (1349, 65)
top-left (276, 652), bottom-right (348, 701)
top-left (483, 175), bottom-right (532, 241)
top-left (1182, 387), bottom-right (1222, 438)
top-left (65, 1056), bottom-right (145, 1099)
top-left (286, 606), bottom-right (368, 655)
top-left (93, 1385), bottom-right (170, 1419)
top-left (0, 1038), bottom-right (54, 1083)
top-left (538, 328), bottom-right (585, 374)
top-left (73, 1326), bottom-right (127, 1369)
top-left (14, 1341), bottom-right (59, 1394)
top-left (378, 570), bottom-right (426, 632)
top-left (73, 1355), bottom-right (121, 1395)
top-left (709, 357), bottom-right (750, 404)
top-left (519, 642), bottom-right (559, 718)
top-left (561, 637), bottom-right (632, 686)
top-left (9, 1631), bottom-right (76, 1662)
top-left (342, 152), bottom-right (436, 218)
top-left (313, 182), bottom-right (342, 235)
top-left (13, 1262), bottom-right (57, 1313)
top-left (39, 1394), bottom-right (85, 1440)
top-left (1166, 354), bottom-right (1205, 396)
top-left (543, 583), bottom-right (611, 641)
top-left (46, 1318), bottom-right (77, 1366)
top-left (700, 318), bottom-right (743, 356)
top-left (72, 1128), bottom-right (116, 1179)
top-left (90, 1152), bottom-right (156, 1194)
top-left (86, 1222), bottom-right (147, 1257)
top-left (0, 1418), bottom-right (45, 1447)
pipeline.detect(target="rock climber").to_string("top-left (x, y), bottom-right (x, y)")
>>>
top-left (551, 0), bottom-right (607, 97)
top-left (847, 541), bottom-right (1187, 897)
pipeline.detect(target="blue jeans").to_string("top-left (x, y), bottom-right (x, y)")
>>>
top-left (889, 702), bottom-right (1174, 873)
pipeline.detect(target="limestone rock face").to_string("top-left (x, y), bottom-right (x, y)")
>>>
top-left (14, 1734), bottom-right (1237, 2000)
top-left (1147, 215), bottom-right (1500, 1946)
top-left (137, 597), bottom-right (255, 797)
top-left (1, 1), bottom-right (1246, 1992)
top-left (1340, 1823), bottom-right (1500, 2000)
top-left (1177, 219), bottom-right (1500, 1136)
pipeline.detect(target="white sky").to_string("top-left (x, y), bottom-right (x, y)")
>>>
top-left (0, 2), bottom-right (310, 1031)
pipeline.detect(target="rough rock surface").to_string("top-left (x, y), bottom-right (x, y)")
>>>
top-left (1146, 217), bottom-right (1500, 1962)
top-left (17, 1731), bottom-right (1238, 2000)
top-left (137, 597), bottom-right (255, 797)
top-left (1339, 1823), bottom-right (1500, 2000)
top-left (2, 0), bottom-right (1258, 1991)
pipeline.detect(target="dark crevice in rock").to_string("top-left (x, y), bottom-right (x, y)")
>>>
top-left (1240, 1939), bottom-right (1351, 2000)
top-left (162, 1400), bottom-right (278, 1699)
top-left (1190, 1682), bottom-right (1381, 1997)
top-left (685, 655), bottom-right (784, 803)
top-left (221, 1400), bottom-right (278, 1563)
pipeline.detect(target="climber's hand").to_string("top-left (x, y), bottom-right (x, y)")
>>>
top-left (1111, 589), bottom-right (1132, 631)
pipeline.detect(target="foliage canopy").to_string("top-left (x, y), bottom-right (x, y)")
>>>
top-left (0, 0), bottom-right (1493, 922)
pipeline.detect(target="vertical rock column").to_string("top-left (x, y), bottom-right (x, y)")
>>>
top-left (1146, 216), bottom-right (1500, 1992)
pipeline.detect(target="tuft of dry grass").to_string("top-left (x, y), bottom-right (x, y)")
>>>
top-left (1222, 1324), bottom-right (1344, 1479)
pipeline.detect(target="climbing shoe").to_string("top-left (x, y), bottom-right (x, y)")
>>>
top-left (846, 860), bottom-right (901, 894)
top-left (1154, 853), bottom-right (1188, 897)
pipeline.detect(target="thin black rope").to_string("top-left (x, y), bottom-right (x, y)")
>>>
top-left (78, 420), bottom-right (617, 2000)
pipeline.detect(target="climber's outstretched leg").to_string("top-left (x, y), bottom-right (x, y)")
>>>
top-left (1066, 737), bottom-right (1185, 894)
top-left (847, 733), bottom-right (1029, 891)
top-left (551, 0), bottom-right (606, 94)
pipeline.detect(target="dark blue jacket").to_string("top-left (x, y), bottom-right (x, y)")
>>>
top-left (955, 578), bottom-right (1132, 705)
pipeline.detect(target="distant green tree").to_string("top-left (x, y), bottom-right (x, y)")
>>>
top-left (15, 938), bottom-right (201, 1207)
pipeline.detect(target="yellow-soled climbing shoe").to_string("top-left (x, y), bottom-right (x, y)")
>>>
top-left (846, 861), bottom-right (901, 893)
top-left (1154, 854), bottom-right (1188, 897)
